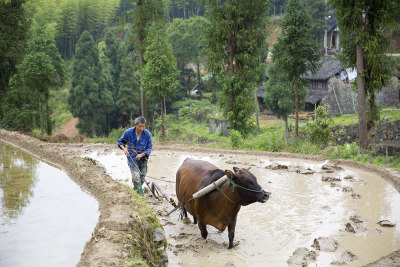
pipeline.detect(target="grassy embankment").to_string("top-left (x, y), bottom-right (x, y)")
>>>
top-left (123, 185), bottom-right (167, 266)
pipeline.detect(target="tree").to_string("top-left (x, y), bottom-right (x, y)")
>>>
top-left (306, 104), bottom-right (333, 148)
top-left (99, 33), bottom-right (124, 133)
top-left (264, 61), bottom-right (307, 137)
top-left (272, 0), bottom-right (319, 137)
top-left (169, 0), bottom-right (205, 20)
top-left (53, 0), bottom-right (120, 59)
top-left (143, 23), bottom-right (180, 139)
top-left (26, 27), bottom-right (66, 135)
top-left (55, 0), bottom-right (79, 58)
top-left (8, 28), bottom-right (64, 137)
top-left (68, 30), bottom-right (113, 137)
top-left (104, 31), bottom-right (121, 91)
top-left (0, 0), bottom-right (30, 127)
top-left (329, 0), bottom-right (399, 150)
top-left (12, 53), bottom-right (56, 137)
top-left (2, 76), bottom-right (37, 132)
top-left (271, 0), bottom-right (286, 16)
top-left (304, 0), bottom-right (327, 45)
top-left (117, 55), bottom-right (141, 125)
top-left (132, 0), bottom-right (168, 121)
top-left (204, 0), bottom-right (271, 136)
top-left (168, 16), bottom-right (208, 95)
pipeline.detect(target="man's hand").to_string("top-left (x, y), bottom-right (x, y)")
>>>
top-left (120, 145), bottom-right (129, 156)
top-left (136, 152), bottom-right (145, 161)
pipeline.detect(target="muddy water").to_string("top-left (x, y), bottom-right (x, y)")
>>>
top-left (0, 142), bottom-right (99, 266)
top-left (88, 150), bottom-right (400, 266)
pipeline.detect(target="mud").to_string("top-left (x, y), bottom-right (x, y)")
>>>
top-left (80, 144), bottom-right (400, 266)
top-left (1, 129), bottom-right (400, 266)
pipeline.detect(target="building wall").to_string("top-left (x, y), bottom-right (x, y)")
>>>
top-left (310, 80), bottom-right (328, 90)
top-left (321, 77), bottom-right (356, 116)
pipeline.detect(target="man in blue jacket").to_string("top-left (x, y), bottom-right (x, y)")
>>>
top-left (118, 116), bottom-right (152, 196)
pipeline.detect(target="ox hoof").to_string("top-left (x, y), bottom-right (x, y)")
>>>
top-left (228, 242), bottom-right (236, 249)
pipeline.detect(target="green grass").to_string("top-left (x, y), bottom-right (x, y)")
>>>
top-left (82, 98), bottom-right (400, 169)
top-left (331, 113), bottom-right (358, 126)
top-left (86, 119), bottom-right (400, 169)
top-left (170, 99), bottom-right (212, 109)
top-left (50, 59), bottom-right (73, 131)
top-left (380, 108), bottom-right (400, 122)
top-left (50, 87), bottom-right (72, 130)
top-left (329, 108), bottom-right (400, 126)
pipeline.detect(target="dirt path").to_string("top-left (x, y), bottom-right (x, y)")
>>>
top-left (53, 117), bottom-right (83, 138)
top-left (1, 130), bottom-right (399, 266)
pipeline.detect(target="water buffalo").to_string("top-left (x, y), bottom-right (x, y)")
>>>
top-left (176, 158), bottom-right (269, 249)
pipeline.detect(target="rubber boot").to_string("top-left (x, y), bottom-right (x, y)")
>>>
top-left (136, 179), bottom-right (144, 196)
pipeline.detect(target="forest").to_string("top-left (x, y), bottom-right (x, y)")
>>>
top-left (1, 0), bottom-right (399, 157)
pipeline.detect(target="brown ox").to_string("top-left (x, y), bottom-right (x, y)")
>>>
top-left (176, 158), bottom-right (269, 249)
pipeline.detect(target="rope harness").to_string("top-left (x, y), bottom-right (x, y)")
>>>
top-left (212, 181), bottom-right (236, 204)
top-left (227, 178), bottom-right (264, 193)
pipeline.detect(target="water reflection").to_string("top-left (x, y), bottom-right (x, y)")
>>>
top-left (0, 142), bottom-right (99, 266)
top-left (0, 142), bottom-right (38, 221)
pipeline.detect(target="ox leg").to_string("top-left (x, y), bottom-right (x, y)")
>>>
top-left (193, 215), bottom-right (197, 224)
top-left (198, 221), bottom-right (208, 240)
top-left (180, 208), bottom-right (188, 220)
top-left (227, 220), bottom-right (237, 249)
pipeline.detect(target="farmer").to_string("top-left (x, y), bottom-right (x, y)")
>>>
top-left (118, 116), bottom-right (152, 196)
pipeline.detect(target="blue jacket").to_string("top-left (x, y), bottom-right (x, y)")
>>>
top-left (118, 127), bottom-right (152, 167)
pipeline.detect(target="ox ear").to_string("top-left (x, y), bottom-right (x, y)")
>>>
top-left (225, 170), bottom-right (235, 179)
top-left (233, 167), bottom-right (240, 173)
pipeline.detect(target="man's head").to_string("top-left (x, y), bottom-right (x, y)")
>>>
top-left (134, 116), bottom-right (146, 134)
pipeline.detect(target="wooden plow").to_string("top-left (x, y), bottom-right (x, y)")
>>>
top-left (150, 182), bottom-right (177, 208)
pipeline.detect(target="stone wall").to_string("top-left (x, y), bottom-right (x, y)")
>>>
top-left (376, 77), bottom-right (399, 107)
top-left (209, 118), bottom-right (230, 137)
top-left (331, 120), bottom-right (400, 156)
top-left (322, 77), bottom-right (399, 117)
top-left (323, 77), bottom-right (356, 116)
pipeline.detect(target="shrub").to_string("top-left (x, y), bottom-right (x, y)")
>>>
top-left (153, 114), bottom-right (182, 140)
top-left (305, 105), bottom-right (333, 148)
top-left (230, 130), bottom-right (242, 148)
top-left (175, 99), bottom-right (215, 123)
top-left (336, 142), bottom-right (361, 159)
top-left (109, 127), bottom-right (127, 140)
top-left (257, 132), bottom-right (280, 152)
top-left (178, 106), bottom-right (192, 120)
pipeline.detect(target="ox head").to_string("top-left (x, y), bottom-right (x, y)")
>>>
top-left (225, 167), bottom-right (270, 206)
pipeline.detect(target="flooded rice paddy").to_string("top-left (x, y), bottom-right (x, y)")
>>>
top-left (0, 142), bottom-right (99, 266)
top-left (88, 149), bottom-right (400, 266)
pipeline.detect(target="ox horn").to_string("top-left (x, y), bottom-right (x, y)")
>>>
top-left (225, 169), bottom-right (234, 178)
